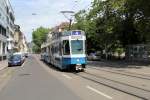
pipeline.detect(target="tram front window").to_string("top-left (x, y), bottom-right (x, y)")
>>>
top-left (71, 40), bottom-right (83, 54)
top-left (63, 40), bottom-right (70, 55)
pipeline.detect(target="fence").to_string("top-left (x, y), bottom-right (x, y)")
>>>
top-left (126, 44), bottom-right (150, 61)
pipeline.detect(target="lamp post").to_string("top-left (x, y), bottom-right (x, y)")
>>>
top-left (60, 11), bottom-right (75, 30)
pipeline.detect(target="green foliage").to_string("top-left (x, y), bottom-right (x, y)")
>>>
top-left (32, 45), bottom-right (40, 53)
top-left (32, 27), bottom-right (49, 53)
top-left (73, 0), bottom-right (150, 54)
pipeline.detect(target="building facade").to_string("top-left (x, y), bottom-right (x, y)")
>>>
top-left (14, 25), bottom-right (28, 53)
top-left (0, 0), bottom-right (15, 60)
top-left (6, 0), bottom-right (15, 53)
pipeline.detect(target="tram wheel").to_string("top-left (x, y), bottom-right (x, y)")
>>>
top-left (80, 69), bottom-right (85, 72)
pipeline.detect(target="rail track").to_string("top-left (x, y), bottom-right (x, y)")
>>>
top-left (74, 71), bottom-right (150, 100)
top-left (88, 67), bottom-right (150, 81)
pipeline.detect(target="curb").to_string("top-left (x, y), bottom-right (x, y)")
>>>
top-left (0, 61), bottom-right (8, 71)
top-left (0, 66), bottom-right (7, 71)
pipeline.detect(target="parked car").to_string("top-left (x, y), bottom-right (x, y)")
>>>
top-left (8, 53), bottom-right (24, 67)
top-left (24, 52), bottom-right (28, 58)
top-left (41, 52), bottom-right (46, 61)
top-left (87, 52), bottom-right (101, 61)
top-left (15, 52), bottom-right (26, 61)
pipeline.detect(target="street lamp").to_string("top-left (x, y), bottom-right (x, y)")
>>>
top-left (60, 10), bottom-right (75, 30)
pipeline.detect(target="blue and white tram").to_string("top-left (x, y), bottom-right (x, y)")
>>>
top-left (41, 30), bottom-right (87, 71)
top-left (41, 43), bottom-right (51, 64)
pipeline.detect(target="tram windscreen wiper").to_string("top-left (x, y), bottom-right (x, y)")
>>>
top-left (77, 48), bottom-right (83, 51)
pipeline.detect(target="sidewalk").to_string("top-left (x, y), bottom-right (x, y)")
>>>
top-left (88, 59), bottom-right (150, 67)
top-left (0, 60), bottom-right (8, 71)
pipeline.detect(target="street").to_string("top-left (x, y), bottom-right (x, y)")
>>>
top-left (0, 55), bottom-right (80, 100)
top-left (0, 55), bottom-right (150, 100)
top-left (0, 0), bottom-right (150, 100)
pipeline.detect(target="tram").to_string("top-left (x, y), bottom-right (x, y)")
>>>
top-left (41, 30), bottom-right (87, 71)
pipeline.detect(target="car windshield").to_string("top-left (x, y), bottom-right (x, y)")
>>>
top-left (9, 55), bottom-right (21, 61)
top-left (71, 40), bottom-right (83, 54)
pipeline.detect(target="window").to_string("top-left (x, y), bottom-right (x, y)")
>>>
top-left (3, 43), bottom-right (5, 54)
top-left (0, 25), bottom-right (6, 37)
top-left (63, 40), bottom-right (70, 55)
top-left (71, 40), bottom-right (83, 54)
top-left (59, 43), bottom-right (62, 55)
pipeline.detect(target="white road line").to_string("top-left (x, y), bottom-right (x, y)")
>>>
top-left (62, 74), bottom-right (72, 79)
top-left (21, 61), bottom-right (26, 68)
top-left (0, 67), bottom-right (5, 71)
top-left (86, 85), bottom-right (113, 99)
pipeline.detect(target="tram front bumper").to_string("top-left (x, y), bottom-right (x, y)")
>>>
top-left (75, 64), bottom-right (83, 70)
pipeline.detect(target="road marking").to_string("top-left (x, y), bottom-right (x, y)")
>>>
top-left (21, 61), bottom-right (26, 68)
top-left (62, 74), bottom-right (72, 79)
top-left (0, 67), bottom-right (6, 71)
top-left (86, 85), bottom-right (113, 99)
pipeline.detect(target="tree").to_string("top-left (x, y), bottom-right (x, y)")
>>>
top-left (32, 27), bottom-right (49, 53)
top-left (107, 0), bottom-right (150, 46)
top-left (73, 0), bottom-right (150, 59)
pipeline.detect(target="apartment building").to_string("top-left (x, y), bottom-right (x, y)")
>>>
top-left (0, 0), bottom-right (15, 60)
top-left (14, 25), bottom-right (28, 53)
top-left (6, 0), bottom-right (15, 53)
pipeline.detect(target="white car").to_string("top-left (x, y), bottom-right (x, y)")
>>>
top-left (87, 53), bottom-right (101, 61)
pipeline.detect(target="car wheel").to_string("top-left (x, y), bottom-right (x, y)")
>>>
top-left (19, 62), bottom-right (22, 66)
top-left (8, 64), bottom-right (11, 67)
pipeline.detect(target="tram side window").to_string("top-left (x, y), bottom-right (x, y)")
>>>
top-left (51, 46), bottom-right (54, 54)
top-left (63, 40), bottom-right (70, 55)
top-left (59, 44), bottom-right (62, 55)
top-left (48, 47), bottom-right (51, 53)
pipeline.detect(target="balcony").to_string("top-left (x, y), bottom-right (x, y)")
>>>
top-left (7, 37), bottom-right (13, 42)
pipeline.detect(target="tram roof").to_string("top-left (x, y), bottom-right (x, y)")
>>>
top-left (41, 30), bottom-right (86, 48)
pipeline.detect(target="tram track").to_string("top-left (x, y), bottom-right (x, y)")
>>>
top-left (87, 67), bottom-right (150, 81)
top-left (74, 71), bottom-right (150, 100)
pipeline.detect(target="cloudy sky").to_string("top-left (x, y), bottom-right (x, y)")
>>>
top-left (10, 0), bottom-right (92, 42)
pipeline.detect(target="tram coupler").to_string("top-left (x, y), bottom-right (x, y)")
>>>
top-left (75, 64), bottom-right (83, 71)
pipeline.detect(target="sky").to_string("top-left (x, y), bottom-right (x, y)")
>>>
top-left (10, 0), bottom-right (92, 42)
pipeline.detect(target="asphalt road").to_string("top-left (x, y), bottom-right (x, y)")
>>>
top-left (0, 55), bottom-right (145, 100)
top-left (0, 56), bottom-right (81, 100)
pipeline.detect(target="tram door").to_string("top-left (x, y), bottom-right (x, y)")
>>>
top-left (59, 43), bottom-right (62, 67)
